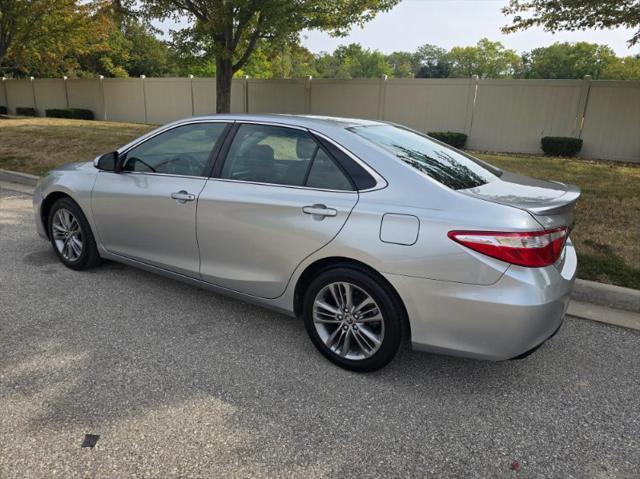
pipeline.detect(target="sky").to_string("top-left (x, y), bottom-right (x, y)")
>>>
top-left (156, 0), bottom-right (639, 56)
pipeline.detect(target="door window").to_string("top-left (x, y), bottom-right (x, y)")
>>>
top-left (221, 124), bottom-right (354, 190)
top-left (123, 122), bottom-right (228, 176)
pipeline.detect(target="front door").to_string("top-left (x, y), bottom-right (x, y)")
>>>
top-left (91, 121), bottom-right (229, 277)
top-left (197, 123), bottom-right (359, 298)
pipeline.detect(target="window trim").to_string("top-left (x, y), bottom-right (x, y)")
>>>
top-left (210, 120), bottom-right (385, 192)
top-left (116, 119), bottom-right (233, 179)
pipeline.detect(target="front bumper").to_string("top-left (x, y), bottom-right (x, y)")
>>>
top-left (385, 240), bottom-right (577, 361)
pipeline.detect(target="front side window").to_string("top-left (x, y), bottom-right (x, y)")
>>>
top-left (221, 124), bottom-right (353, 190)
top-left (123, 123), bottom-right (228, 176)
top-left (350, 125), bottom-right (496, 190)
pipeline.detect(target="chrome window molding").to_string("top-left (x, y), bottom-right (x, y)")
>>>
top-left (206, 177), bottom-right (359, 195)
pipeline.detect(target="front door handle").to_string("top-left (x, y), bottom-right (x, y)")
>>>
top-left (171, 190), bottom-right (196, 204)
top-left (303, 204), bottom-right (337, 218)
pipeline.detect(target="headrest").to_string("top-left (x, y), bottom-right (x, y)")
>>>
top-left (296, 137), bottom-right (317, 159)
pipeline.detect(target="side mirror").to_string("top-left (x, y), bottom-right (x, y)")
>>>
top-left (95, 151), bottom-right (120, 172)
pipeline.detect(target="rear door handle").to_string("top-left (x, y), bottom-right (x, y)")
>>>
top-left (303, 204), bottom-right (337, 218)
top-left (171, 190), bottom-right (196, 203)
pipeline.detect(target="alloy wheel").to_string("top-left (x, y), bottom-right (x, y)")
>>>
top-left (52, 208), bottom-right (83, 262)
top-left (312, 281), bottom-right (385, 360)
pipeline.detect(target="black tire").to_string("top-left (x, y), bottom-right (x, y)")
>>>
top-left (48, 197), bottom-right (102, 270)
top-left (302, 266), bottom-right (406, 372)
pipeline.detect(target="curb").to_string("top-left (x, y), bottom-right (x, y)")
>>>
top-left (0, 169), bottom-right (39, 186)
top-left (573, 279), bottom-right (640, 314)
top-left (0, 170), bottom-right (638, 316)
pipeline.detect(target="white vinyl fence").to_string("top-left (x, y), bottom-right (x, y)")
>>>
top-left (1, 75), bottom-right (639, 162)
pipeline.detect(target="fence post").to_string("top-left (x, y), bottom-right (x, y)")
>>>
top-left (377, 74), bottom-right (388, 119)
top-left (189, 74), bottom-right (195, 117)
top-left (63, 76), bottom-right (70, 109)
top-left (29, 76), bottom-right (38, 115)
top-left (305, 76), bottom-right (312, 114)
top-left (140, 75), bottom-right (148, 123)
top-left (243, 75), bottom-right (249, 113)
top-left (574, 75), bottom-right (592, 138)
top-left (464, 75), bottom-right (479, 138)
top-left (99, 75), bottom-right (107, 121)
top-left (1, 77), bottom-right (7, 111)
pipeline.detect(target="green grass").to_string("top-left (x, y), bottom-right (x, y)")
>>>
top-left (1, 116), bottom-right (638, 289)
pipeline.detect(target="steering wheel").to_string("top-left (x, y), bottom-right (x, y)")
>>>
top-left (156, 154), bottom-right (203, 176)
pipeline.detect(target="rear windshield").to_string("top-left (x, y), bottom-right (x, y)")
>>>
top-left (349, 125), bottom-right (496, 190)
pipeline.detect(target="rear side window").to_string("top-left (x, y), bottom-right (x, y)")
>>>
top-left (350, 125), bottom-right (496, 190)
top-left (220, 124), bottom-right (354, 191)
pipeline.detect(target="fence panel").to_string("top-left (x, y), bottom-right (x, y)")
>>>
top-left (192, 78), bottom-right (216, 116)
top-left (67, 79), bottom-right (104, 120)
top-left (33, 79), bottom-right (67, 116)
top-left (248, 79), bottom-right (307, 114)
top-left (145, 77), bottom-right (192, 124)
top-left (468, 79), bottom-right (583, 153)
top-left (383, 78), bottom-right (473, 134)
top-left (310, 79), bottom-right (380, 119)
top-left (103, 78), bottom-right (145, 123)
top-left (231, 79), bottom-right (246, 113)
top-left (580, 81), bottom-right (640, 162)
top-left (5, 80), bottom-right (35, 114)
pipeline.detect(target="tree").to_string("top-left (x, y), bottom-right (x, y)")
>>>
top-left (448, 38), bottom-right (522, 78)
top-left (523, 42), bottom-right (618, 79)
top-left (413, 44), bottom-right (450, 78)
top-left (502, 0), bottom-right (640, 46)
top-left (142, 0), bottom-right (399, 112)
top-left (386, 51), bottom-right (418, 78)
top-left (0, 0), bottom-right (106, 76)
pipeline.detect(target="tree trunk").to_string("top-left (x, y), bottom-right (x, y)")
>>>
top-left (216, 56), bottom-right (233, 113)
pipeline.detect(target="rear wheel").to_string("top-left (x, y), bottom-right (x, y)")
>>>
top-left (302, 267), bottom-right (405, 372)
top-left (48, 197), bottom-right (102, 270)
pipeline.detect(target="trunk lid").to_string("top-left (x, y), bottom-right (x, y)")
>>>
top-left (460, 171), bottom-right (580, 230)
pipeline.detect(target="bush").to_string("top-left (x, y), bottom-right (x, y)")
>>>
top-left (541, 137), bottom-right (583, 157)
top-left (428, 131), bottom-right (468, 149)
top-left (45, 108), bottom-right (73, 118)
top-left (0, 106), bottom-right (7, 115)
top-left (16, 107), bottom-right (37, 116)
top-left (70, 108), bottom-right (94, 120)
top-left (45, 108), bottom-right (94, 120)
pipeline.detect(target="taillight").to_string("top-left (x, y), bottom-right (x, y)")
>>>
top-left (447, 227), bottom-right (568, 268)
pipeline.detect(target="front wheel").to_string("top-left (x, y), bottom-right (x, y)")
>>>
top-left (48, 197), bottom-right (102, 270)
top-left (302, 267), bottom-right (405, 372)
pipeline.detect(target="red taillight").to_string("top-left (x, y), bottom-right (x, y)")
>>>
top-left (447, 227), bottom-right (568, 268)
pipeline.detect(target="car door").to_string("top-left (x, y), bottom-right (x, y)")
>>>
top-left (91, 121), bottom-right (230, 277)
top-left (197, 123), bottom-right (360, 299)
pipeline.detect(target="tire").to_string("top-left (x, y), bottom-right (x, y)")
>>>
top-left (48, 197), bottom-right (102, 270)
top-left (302, 266), bottom-right (406, 372)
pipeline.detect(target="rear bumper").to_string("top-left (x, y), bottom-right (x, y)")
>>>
top-left (385, 240), bottom-right (577, 361)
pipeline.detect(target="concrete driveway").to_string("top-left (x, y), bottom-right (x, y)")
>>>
top-left (1, 187), bottom-right (639, 478)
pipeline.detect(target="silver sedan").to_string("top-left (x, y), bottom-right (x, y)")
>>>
top-left (33, 114), bottom-right (579, 371)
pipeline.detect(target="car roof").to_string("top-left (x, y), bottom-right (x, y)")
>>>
top-left (188, 113), bottom-right (385, 132)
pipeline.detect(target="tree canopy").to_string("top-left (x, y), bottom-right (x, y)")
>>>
top-left (502, 0), bottom-right (640, 46)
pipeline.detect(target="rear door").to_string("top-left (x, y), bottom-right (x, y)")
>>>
top-left (197, 123), bottom-right (359, 298)
top-left (91, 121), bottom-right (230, 277)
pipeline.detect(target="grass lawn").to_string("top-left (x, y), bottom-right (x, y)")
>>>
top-left (1, 116), bottom-right (639, 290)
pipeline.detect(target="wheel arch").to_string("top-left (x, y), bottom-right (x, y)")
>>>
top-left (40, 191), bottom-right (77, 239)
top-left (293, 256), bottom-right (411, 339)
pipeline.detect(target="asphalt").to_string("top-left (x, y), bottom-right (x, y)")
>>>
top-left (1, 187), bottom-right (639, 478)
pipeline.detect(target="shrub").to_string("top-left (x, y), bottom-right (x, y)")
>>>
top-left (428, 131), bottom-right (468, 149)
top-left (16, 107), bottom-right (37, 116)
top-left (541, 137), bottom-right (583, 157)
top-left (0, 106), bottom-right (7, 115)
top-left (70, 108), bottom-right (94, 120)
top-left (45, 108), bottom-right (73, 118)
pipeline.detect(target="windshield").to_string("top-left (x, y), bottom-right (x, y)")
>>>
top-left (350, 125), bottom-right (497, 190)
